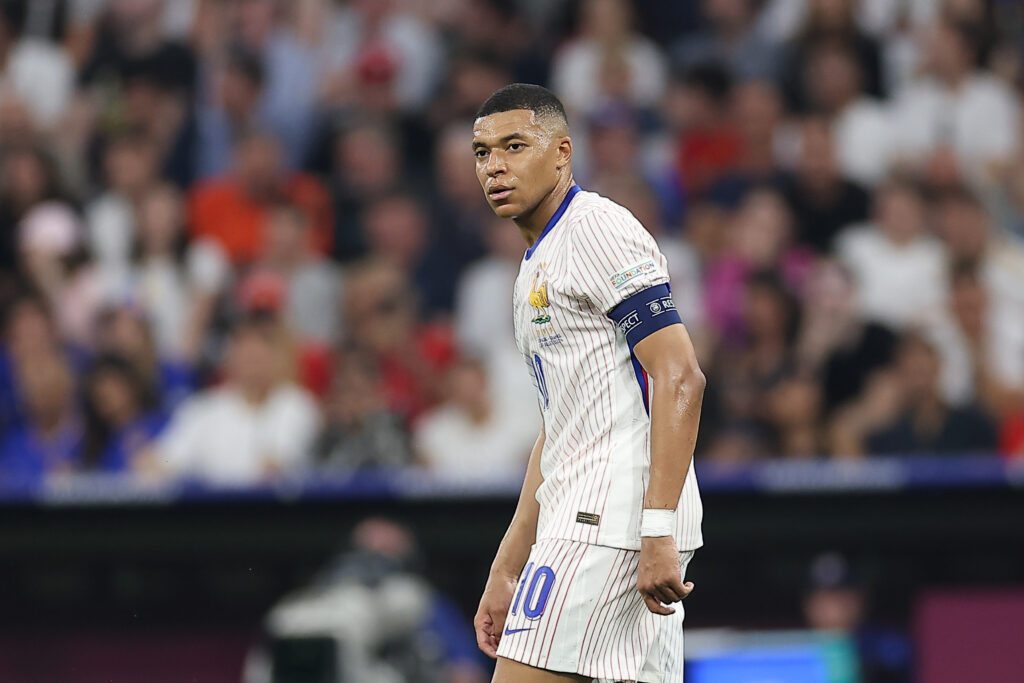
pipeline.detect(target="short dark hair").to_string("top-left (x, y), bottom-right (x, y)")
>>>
top-left (476, 83), bottom-right (568, 126)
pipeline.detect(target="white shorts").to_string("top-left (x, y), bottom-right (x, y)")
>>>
top-left (496, 538), bottom-right (694, 682)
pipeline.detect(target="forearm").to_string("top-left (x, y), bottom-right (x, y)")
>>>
top-left (644, 368), bottom-right (705, 510)
top-left (489, 428), bottom-right (545, 579)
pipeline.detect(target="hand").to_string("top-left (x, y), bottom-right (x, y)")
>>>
top-left (637, 536), bottom-right (694, 615)
top-left (474, 570), bottom-right (518, 658)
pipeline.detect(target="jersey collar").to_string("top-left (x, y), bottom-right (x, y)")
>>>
top-left (524, 185), bottom-right (581, 261)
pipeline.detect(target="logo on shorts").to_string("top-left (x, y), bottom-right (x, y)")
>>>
top-left (609, 259), bottom-right (656, 290)
top-left (576, 511), bottom-right (601, 526)
top-left (504, 626), bottom-right (534, 636)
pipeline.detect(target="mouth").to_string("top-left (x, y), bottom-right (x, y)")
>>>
top-left (488, 186), bottom-right (513, 201)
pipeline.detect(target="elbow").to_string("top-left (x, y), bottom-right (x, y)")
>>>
top-left (661, 364), bottom-right (705, 401)
top-left (683, 367), bottom-right (706, 400)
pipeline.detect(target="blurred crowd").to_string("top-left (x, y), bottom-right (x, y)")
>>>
top-left (2, 0), bottom-right (1024, 489)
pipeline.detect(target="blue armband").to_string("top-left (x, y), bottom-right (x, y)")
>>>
top-left (607, 283), bottom-right (681, 351)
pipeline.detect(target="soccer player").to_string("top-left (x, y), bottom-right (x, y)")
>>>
top-left (472, 83), bottom-right (705, 683)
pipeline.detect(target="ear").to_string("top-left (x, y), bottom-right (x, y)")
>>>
top-left (555, 136), bottom-right (573, 170)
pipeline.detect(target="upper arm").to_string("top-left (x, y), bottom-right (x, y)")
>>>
top-left (633, 323), bottom-right (703, 385)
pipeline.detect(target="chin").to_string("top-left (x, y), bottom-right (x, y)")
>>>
top-left (491, 202), bottom-right (520, 219)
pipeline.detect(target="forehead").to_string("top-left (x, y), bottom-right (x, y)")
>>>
top-left (472, 109), bottom-right (543, 143)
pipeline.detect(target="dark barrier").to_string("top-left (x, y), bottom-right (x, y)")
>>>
top-left (0, 455), bottom-right (1022, 678)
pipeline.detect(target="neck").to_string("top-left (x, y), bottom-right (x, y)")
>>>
top-left (514, 173), bottom-right (576, 246)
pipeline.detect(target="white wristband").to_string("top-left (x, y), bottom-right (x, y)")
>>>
top-left (640, 509), bottom-right (675, 537)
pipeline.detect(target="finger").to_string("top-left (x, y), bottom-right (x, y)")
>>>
top-left (474, 615), bottom-right (498, 658)
top-left (654, 585), bottom-right (681, 605)
top-left (679, 581), bottom-right (695, 599)
top-left (661, 577), bottom-right (691, 603)
top-left (476, 625), bottom-right (497, 658)
top-left (642, 592), bottom-right (675, 615)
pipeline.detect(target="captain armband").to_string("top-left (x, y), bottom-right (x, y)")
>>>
top-left (607, 283), bottom-right (682, 351)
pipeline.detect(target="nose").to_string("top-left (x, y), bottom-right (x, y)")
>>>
top-left (485, 150), bottom-right (506, 177)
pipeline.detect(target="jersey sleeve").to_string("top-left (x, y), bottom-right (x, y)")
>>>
top-left (566, 208), bottom-right (671, 313)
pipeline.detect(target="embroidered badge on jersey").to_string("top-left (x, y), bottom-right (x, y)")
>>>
top-left (529, 264), bottom-right (564, 347)
top-left (609, 258), bottom-right (657, 290)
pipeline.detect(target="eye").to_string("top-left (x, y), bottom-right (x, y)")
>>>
top-left (509, 142), bottom-right (525, 151)
top-left (475, 149), bottom-right (489, 159)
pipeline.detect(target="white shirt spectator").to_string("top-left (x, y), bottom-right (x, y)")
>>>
top-left (934, 241), bottom-right (1024, 404)
top-left (0, 38), bottom-right (74, 127)
top-left (319, 5), bottom-right (443, 111)
top-left (833, 97), bottom-right (894, 187)
top-left (414, 395), bottom-right (537, 484)
top-left (109, 241), bottom-right (229, 359)
top-left (836, 223), bottom-right (948, 330)
top-left (890, 74), bottom-right (1020, 183)
top-left (155, 383), bottom-right (319, 486)
top-left (551, 37), bottom-right (667, 116)
top-left (454, 255), bottom-right (518, 358)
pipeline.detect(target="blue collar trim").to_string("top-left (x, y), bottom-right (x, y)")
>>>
top-left (524, 185), bottom-right (581, 261)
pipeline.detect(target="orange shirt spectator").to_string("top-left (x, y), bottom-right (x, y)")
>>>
top-left (187, 132), bottom-right (332, 264)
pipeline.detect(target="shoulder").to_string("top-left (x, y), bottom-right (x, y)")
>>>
top-left (564, 191), bottom-right (649, 242)
top-left (270, 384), bottom-right (319, 413)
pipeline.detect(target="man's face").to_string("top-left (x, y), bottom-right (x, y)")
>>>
top-left (473, 109), bottom-right (568, 220)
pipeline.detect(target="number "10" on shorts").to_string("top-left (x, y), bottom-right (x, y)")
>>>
top-left (511, 562), bottom-right (556, 620)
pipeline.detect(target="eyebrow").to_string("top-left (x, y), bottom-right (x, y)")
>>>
top-left (472, 133), bottom-right (527, 149)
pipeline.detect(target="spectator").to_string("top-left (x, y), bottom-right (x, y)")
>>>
top-left (315, 0), bottom-right (444, 113)
top-left (707, 79), bottom-right (788, 208)
top-left (931, 263), bottom-right (1024, 416)
top-left (801, 552), bottom-right (912, 682)
top-left (144, 315), bottom-right (320, 486)
top-left (17, 201), bottom-right (106, 348)
top-left (195, 46), bottom-right (271, 179)
top-left (550, 0), bottom-right (668, 117)
top-left (363, 194), bottom-right (459, 314)
top-left (242, 199), bottom-right (341, 345)
top-left (85, 132), bottom-right (161, 277)
top-left (804, 40), bottom-right (893, 187)
top-left (122, 182), bottom-right (229, 362)
top-left (890, 17), bottom-right (1020, 185)
top-left (455, 216), bottom-right (525, 360)
top-left (673, 0), bottom-right (781, 82)
top-left (427, 121), bottom-right (493, 307)
top-left (413, 357), bottom-right (535, 482)
top-left (93, 304), bottom-right (195, 411)
top-left (342, 262), bottom-right (455, 424)
top-left (663, 63), bottom-right (740, 200)
top-left (195, 0), bottom-right (319, 172)
top-left (0, 292), bottom-right (82, 435)
top-left (314, 348), bottom-right (410, 472)
top-left (0, 351), bottom-right (81, 483)
top-left (867, 332), bottom-right (997, 455)
top-left (704, 187), bottom-right (811, 343)
top-left (779, 0), bottom-right (885, 109)
top-left (326, 117), bottom-right (403, 263)
top-left (835, 178), bottom-right (947, 330)
top-left (767, 372), bottom-right (825, 456)
top-left (782, 116), bottom-right (870, 254)
top-left (0, 1), bottom-right (74, 130)
top-left (81, 353), bottom-right (168, 473)
top-left (709, 271), bottom-right (801, 446)
top-left (796, 258), bottom-right (898, 416)
top-left (188, 130), bottom-right (333, 265)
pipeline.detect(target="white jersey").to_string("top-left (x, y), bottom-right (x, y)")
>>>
top-left (512, 188), bottom-right (703, 552)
